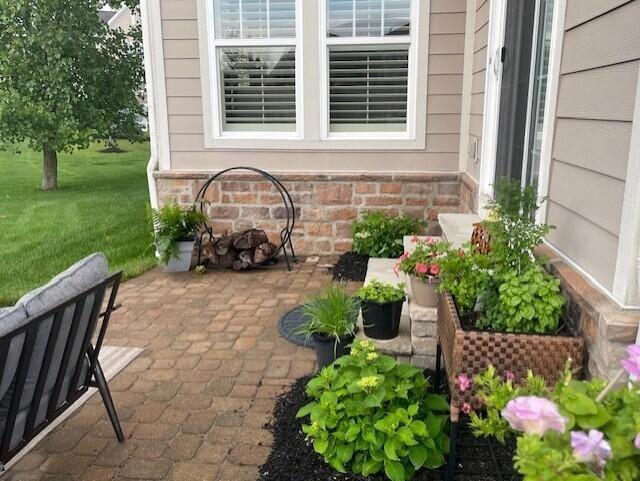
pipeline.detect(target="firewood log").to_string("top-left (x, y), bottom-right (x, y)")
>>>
top-left (215, 232), bottom-right (240, 256)
top-left (233, 229), bottom-right (269, 251)
top-left (253, 242), bottom-right (277, 264)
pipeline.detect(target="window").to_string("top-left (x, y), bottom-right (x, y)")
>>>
top-left (203, 0), bottom-right (426, 148)
top-left (210, 0), bottom-right (300, 136)
top-left (323, 0), bottom-right (414, 136)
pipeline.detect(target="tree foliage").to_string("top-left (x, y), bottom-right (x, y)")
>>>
top-left (0, 0), bottom-right (145, 188)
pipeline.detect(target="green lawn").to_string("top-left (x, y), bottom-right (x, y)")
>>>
top-left (0, 141), bottom-right (156, 306)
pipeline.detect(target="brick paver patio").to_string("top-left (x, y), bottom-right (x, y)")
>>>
top-left (7, 257), bottom-right (345, 481)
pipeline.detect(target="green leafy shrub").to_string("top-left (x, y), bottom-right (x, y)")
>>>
top-left (297, 340), bottom-right (450, 481)
top-left (470, 362), bottom-right (640, 481)
top-left (437, 244), bottom-right (490, 315)
top-left (296, 283), bottom-right (359, 342)
top-left (478, 265), bottom-right (565, 333)
top-left (357, 280), bottom-right (406, 304)
top-left (149, 202), bottom-right (207, 264)
top-left (352, 212), bottom-right (426, 258)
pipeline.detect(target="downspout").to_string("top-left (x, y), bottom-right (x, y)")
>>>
top-left (141, 0), bottom-right (159, 209)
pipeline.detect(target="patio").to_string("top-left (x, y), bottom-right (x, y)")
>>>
top-left (6, 257), bottom-right (339, 481)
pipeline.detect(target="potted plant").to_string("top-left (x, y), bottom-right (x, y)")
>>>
top-left (297, 284), bottom-right (360, 369)
top-left (357, 280), bottom-right (406, 340)
top-left (469, 347), bottom-right (640, 481)
top-left (150, 202), bottom-right (207, 272)
top-left (435, 179), bottom-right (584, 425)
top-left (396, 238), bottom-right (448, 307)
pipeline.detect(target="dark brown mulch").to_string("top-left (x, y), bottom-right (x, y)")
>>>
top-left (331, 252), bottom-right (370, 282)
top-left (259, 377), bottom-right (520, 481)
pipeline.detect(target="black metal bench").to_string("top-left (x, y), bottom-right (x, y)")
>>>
top-left (0, 272), bottom-right (124, 469)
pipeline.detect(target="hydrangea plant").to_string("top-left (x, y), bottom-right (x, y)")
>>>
top-left (469, 345), bottom-right (640, 480)
top-left (296, 340), bottom-right (450, 481)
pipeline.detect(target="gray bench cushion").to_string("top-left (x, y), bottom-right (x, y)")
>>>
top-left (0, 253), bottom-right (109, 450)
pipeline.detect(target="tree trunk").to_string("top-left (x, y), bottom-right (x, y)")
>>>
top-left (41, 146), bottom-right (58, 190)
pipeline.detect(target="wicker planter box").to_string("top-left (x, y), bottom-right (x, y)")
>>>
top-left (436, 292), bottom-right (585, 421)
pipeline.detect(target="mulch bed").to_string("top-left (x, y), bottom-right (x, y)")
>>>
top-left (331, 252), bottom-right (370, 282)
top-left (259, 377), bottom-right (520, 481)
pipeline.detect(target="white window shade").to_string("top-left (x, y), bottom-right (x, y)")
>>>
top-left (328, 0), bottom-right (410, 37)
top-left (214, 0), bottom-right (296, 39)
top-left (219, 47), bottom-right (296, 131)
top-left (329, 46), bottom-right (409, 132)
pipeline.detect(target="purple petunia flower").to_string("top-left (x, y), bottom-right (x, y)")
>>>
top-left (501, 396), bottom-right (567, 436)
top-left (571, 430), bottom-right (612, 471)
top-left (621, 344), bottom-right (640, 379)
top-left (635, 433), bottom-right (640, 450)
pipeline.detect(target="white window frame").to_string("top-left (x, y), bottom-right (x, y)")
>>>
top-left (197, 0), bottom-right (428, 150)
top-left (205, 0), bottom-right (304, 140)
top-left (319, 0), bottom-right (420, 141)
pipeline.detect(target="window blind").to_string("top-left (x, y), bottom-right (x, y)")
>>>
top-left (215, 0), bottom-right (296, 39)
top-left (327, 0), bottom-right (410, 37)
top-left (329, 46), bottom-right (409, 132)
top-left (220, 47), bottom-right (296, 131)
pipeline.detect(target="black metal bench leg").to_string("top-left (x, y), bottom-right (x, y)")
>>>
top-left (446, 418), bottom-right (459, 481)
top-left (93, 361), bottom-right (125, 442)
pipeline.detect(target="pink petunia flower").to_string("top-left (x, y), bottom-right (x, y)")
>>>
top-left (571, 430), bottom-right (612, 472)
top-left (461, 403), bottom-right (472, 415)
top-left (635, 433), bottom-right (640, 450)
top-left (398, 252), bottom-right (409, 262)
top-left (411, 235), bottom-right (420, 243)
top-left (502, 396), bottom-right (567, 436)
top-left (621, 344), bottom-right (640, 379)
top-left (415, 263), bottom-right (429, 275)
top-left (429, 264), bottom-right (440, 276)
top-left (458, 374), bottom-right (472, 393)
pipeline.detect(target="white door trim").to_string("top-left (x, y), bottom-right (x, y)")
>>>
top-left (477, 0), bottom-right (507, 214)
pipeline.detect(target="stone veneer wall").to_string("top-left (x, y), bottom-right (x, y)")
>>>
top-left (538, 246), bottom-right (640, 380)
top-left (155, 172), bottom-right (470, 255)
top-left (459, 172), bottom-right (479, 214)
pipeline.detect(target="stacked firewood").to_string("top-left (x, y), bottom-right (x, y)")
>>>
top-left (201, 229), bottom-right (278, 271)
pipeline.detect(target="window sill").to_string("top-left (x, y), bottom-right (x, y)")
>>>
top-left (204, 135), bottom-right (425, 150)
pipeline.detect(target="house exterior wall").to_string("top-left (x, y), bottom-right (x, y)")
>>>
top-left (545, 0), bottom-right (640, 291)
top-left (159, 0), bottom-right (466, 173)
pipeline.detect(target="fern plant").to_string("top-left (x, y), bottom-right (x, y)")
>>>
top-left (149, 202), bottom-right (207, 265)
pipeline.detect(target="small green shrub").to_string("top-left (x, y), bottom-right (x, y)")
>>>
top-left (149, 202), bottom-right (207, 264)
top-left (437, 244), bottom-right (490, 315)
top-left (352, 212), bottom-right (426, 258)
top-left (357, 280), bottom-right (406, 304)
top-left (478, 265), bottom-right (565, 334)
top-left (297, 340), bottom-right (450, 481)
top-left (296, 283), bottom-right (360, 342)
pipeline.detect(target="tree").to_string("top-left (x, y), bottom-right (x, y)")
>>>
top-left (0, 0), bottom-right (145, 190)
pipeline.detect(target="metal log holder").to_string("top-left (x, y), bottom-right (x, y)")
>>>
top-left (194, 167), bottom-right (298, 271)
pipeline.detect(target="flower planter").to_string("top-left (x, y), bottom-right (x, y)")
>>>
top-left (164, 240), bottom-right (195, 273)
top-left (436, 291), bottom-right (585, 418)
top-left (312, 332), bottom-right (355, 370)
top-left (409, 275), bottom-right (440, 307)
top-left (361, 298), bottom-right (404, 340)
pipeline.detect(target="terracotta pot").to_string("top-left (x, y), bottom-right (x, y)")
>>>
top-left (409, 276), bottom-right (440, 307)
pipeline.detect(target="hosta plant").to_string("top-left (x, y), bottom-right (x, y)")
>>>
top-left (469, 345), bottom-right (640, 481)
top-left (296, 340), bottom-right (450, 481)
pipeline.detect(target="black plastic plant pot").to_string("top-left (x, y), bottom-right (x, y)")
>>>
top-left (361, 298), bottom-right (404, 340)
top-left (312, 332), bottom-right (355, 370)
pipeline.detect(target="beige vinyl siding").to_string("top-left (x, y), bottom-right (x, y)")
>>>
top-left (466, 0), bottom-right (490, 181)
top-left (546, 0), bottom-right (640, 290)
top-left (160, 0), bottom-right (466, 172)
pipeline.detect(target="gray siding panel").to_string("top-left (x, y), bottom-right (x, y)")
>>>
top-left (548, 0), bottom-right (639, 290)
top-left (561, 1), bottom-right (640, 74)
